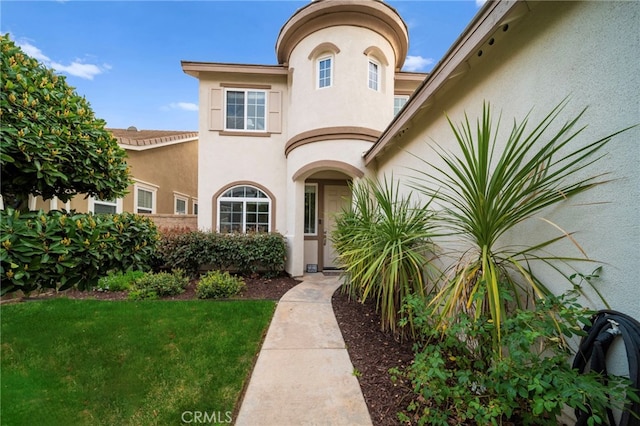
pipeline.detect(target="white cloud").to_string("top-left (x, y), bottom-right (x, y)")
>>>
top-left (476, 0), bottom-right (488, 7)
top-left (166, 102), bottom-right (198, 112)
top-left (49, 60), bottom-right (103, 80)
top-left (17, 41), bottom-right (51, 63)
top-left (403, 55), bottom-right (434, 72)
top-left (16, 39), bottom-right (106, 80)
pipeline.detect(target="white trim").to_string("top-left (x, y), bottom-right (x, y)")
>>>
top-left (393, 95), bottom-right (409, 116)
top-left (304, 183), bottom-right (318, 236)
top-left (192, 198), bottom-right (199, 215)
top-left (88, 196), bottom-right (123, 214)
top-left (368, 58), bottom-right (381, 91)
top-left (317, 55), bottom-right (333, 89)
top-left (223, 88), bottom-right (268, 132)
top-left (217, 185), bottom-right (271, 233)
top-left (174, 193), bottom-right (188, 215)
top-left (119, 135), bottom-right (198, 151)
top-left (132, 178), bottom-right (160, 189)
top-left (134, 182), bottom-right (157, 214)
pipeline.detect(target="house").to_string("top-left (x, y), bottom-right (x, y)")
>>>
top-left (182, 0), bottom-right (638, 326)
top-left (182, 0), bottom-right (425, 275)
top-left (32, 127), bottom-right (199, 228)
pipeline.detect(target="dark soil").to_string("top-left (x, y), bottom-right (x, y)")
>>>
top-left (5, 275), bottom-right (414, 425)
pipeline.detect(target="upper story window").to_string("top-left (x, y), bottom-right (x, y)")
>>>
top-left (218, 185), bottom-right (271, 233)
top-left (368, 59), bottom-right (380, 91)
top-left (394, 96), bottom-right (409, 115)
top-left (225, 89), bottom-right (266, 131)
top-left (318, 56), bottom-right (332, 89)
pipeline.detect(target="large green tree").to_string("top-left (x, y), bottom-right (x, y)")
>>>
top-left (0, 34), bottom-right (130, 211)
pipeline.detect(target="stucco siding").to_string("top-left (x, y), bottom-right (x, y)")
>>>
top-left (288, 26), bottom-right (396, 138)
top-left (125, 140), bottom-right (198, 214)
top-left (374, 1), bottom-right (639, 323)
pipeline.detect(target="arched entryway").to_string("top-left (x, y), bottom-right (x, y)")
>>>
top-left (293, 161), bottom-right (365, 273)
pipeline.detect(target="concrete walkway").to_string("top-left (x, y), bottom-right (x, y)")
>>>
top-left (235, 273), bottom-right (372, 426)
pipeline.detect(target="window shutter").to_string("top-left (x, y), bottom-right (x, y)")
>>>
top-left (209, 88), bottom-right (223, 130)
top-left (268, 91), bottom-right (282, 134)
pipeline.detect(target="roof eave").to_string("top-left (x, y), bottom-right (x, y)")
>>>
top-left (181, 61), bottom-right (289, 78)
top-left (365, 0), bottom-right (530, 165)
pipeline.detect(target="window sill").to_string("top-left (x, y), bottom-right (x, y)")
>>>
top-left (219, 131), bottom-right (272, 137)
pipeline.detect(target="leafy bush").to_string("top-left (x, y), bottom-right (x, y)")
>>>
top-left (128, 270), bottom-right (188, 300)
top-left (331, 176), bottom-right (436, 338)
top-left (0, 209), bottom-right (159, 295)
top-left (156, 230), bottom-right (286, 277)
top-left (0, 34), bottom-right (130, 212)
top-left (97, 270), bottom-right (145, 292)
top-left (196, 270), bottom-right (245, 299)
top-left (393, 292), bottom-right (638, 425)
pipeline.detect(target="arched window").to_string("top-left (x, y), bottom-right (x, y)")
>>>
top-left (218, 185), bottom-right (271, 233)
top-left (309, 42), bottom-right (340, 90)
top-left (363, 46), bottom-right (388, 93)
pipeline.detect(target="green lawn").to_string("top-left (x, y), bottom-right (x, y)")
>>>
top-left (1, 298), bottom-right (275, 425)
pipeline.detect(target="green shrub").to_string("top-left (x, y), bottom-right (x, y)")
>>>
top-left (331, 176), bottom-right (437, 338)
top-left (393, 292), bottom-right (638, 425)
top-left (157, 230), bottom-right (286, 277)
top-left (0, 209), bottom-right (159, 295)
top-left (97, 270), bottom-right (145, 292)
top-left (128, 270), bottom-right (188, 300)
top-left (196, 270), bottom-right (245, 299)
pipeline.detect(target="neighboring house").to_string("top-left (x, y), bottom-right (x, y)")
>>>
top-left (183, 0), bottom-right (638, 328)
top-left (32, 127), bottom-right (199, 222)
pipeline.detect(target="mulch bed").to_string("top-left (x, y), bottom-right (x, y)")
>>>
top-left (3, 274), bottom-right (415, 424)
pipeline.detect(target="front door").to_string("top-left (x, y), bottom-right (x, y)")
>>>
top-left (323, 185), bottom-right (351, 269)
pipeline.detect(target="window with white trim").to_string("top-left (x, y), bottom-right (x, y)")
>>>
top-left (90, 197), bottom-right (122, 214)
top-left (225, 89), bottom-right (266, 131)
top-left (368, 59), bottom-right (380, 91)
top-left (134, 183), bottom-right (157, 214)
top-left (193, 200), bottom-right (198, 215)
top-left (304, 184), bottom-right (317, 235)
top-left (318, 56), bottom-right (332, 89)
top-left (218, 185), bottom-right (271, 233)
top-left (174, 195), bottom-right (188, 215)
top-left (394, 96), bottom-right (409, 115)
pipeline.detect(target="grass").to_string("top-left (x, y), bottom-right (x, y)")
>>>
top-left (1, 298), bottom-right (275, 425)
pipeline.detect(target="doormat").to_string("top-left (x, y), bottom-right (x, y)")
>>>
top-left (322, 271), bottom-right (343, 276)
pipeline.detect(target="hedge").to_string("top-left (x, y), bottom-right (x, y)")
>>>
top-left (0, 209), bottom-right (159, 295)
top-left (157, 230), bottom-right (286, 277)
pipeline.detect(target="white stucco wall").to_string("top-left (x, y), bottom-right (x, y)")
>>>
top-left (197, 76), bottom-right (289, 233)
top-left (375, 1), bottom-right (639, 325)
top-left (287, 26), bottom-right (397, 137)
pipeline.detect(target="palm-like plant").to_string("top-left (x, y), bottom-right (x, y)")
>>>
top-left (409, 100), bottom-right (633, 348)
top-left (332, 176), bottom-right (437, 338)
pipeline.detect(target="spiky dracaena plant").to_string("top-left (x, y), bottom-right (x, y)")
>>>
top-left (331, 176), bottom-right (437, 338)
top-left (409, 100), bottom-right (633, 350)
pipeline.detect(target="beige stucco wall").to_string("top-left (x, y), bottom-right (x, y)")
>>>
top-left (124, 140), bottom-right (198, 214)
top-left (374, 0), bottom-right (639, 343)
top-left (29, 140), bottom-right (198, 215)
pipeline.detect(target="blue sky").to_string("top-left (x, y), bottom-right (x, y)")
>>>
top-left (2, 1), bottom-right (482, 131)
